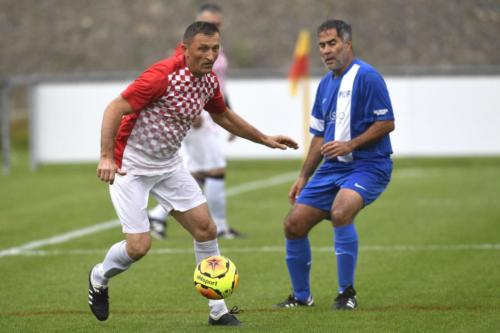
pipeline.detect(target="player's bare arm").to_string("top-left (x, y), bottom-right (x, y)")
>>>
top-left (210, 108), bottom-right (299, 150)
top-left (320, 120), bottom-right (394, 159)
top-left (289, 136), bottom-right (324, 204)
top-left (97, 96), bottom-right (134, 184)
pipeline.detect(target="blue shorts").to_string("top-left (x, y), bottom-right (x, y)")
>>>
top-left (296, 158), bottom-right (392, 212)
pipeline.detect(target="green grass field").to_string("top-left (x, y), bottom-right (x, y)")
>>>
top-left (1, 151), bottom-right (499, 332)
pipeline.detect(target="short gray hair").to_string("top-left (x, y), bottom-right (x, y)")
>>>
top-left (317, 19), bottom-right (352, 42)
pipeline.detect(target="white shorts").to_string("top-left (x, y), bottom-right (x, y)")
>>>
top-left (109, 164), bottom-right (206, 234)
top-left (181, 113), bottom-right (226, 173)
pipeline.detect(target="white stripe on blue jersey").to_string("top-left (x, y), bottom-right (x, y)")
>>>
top-left (334, 64), bottom-right (360, 162)
top-left (310, 116), bottom-right (325, 132)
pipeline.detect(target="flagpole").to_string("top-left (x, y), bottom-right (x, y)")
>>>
top-left (302, 76), bottom-right (311, 159)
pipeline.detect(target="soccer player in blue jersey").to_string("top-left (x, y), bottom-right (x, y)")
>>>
top-left (275, 19), bottom-right (395, 310)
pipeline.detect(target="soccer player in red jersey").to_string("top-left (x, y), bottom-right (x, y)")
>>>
top-left (88, 21), bottom-right (298, 326)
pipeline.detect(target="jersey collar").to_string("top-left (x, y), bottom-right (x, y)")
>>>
top-left (332, 58), bottom-right (358, 79)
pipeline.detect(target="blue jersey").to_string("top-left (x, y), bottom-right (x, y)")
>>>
top-left (310, 59), bottom-right (394, 166)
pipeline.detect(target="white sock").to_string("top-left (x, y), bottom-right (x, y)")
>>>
top-left (149, 204), bottom-right (168, 221)
top-left (208, 299), bottom-right (229, 319)
top-left (194, 239), bottom-right (228, 318)
top-left (92, 240), bottom-right (134, 287)
top-left (194, 239), bottom-right (220, 264)
top-left (204, 178), bottom-right (229, 233)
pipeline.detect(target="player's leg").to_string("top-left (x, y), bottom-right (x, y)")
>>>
top-left (91, 232), bottom-right (151, 283)
top-left (171, 202), bottom-right (216, 241)
top-left (275, 204), bottom-right (329, 307)
top-left (184, 118), bottom-right (240, 239)
top-left (172, 204), bottom-right (240, 326)
top-left (275, 170), bottom-right (335, 307)
top-left (152, 166), bottom-right (240, 326)
top-left (331, 159), bottom-right (392, 310)
top-left (89, 173), bottom-right (155, 321)
top-left (329, 188), bottom-right (363, 310)
top-left (203, 169), bottom-right (228, 234)
top-left (203, 168), bottom-right (241, 238)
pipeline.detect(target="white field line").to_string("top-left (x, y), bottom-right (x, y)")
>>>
top-left (0, 172), bottom-right (297, 258)
top-left (6, 243), bottom-right (500, 257)
top-left (0, 220), bottom-right (120, 258)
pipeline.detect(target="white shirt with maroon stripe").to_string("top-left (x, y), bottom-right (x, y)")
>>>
top-left (116, 54), bottom-right (226, 175)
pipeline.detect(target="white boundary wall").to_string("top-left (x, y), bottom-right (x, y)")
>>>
top-left (30, 76), bottom-right (500, 164)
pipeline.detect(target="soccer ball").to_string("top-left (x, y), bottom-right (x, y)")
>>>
top-left (193, 255), bottom-right (239, 299)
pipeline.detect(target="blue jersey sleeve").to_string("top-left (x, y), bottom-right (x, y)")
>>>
top-left (309, 81), bottom-right (325, 137)
top-left (361, 72), bottom-right (394, 123)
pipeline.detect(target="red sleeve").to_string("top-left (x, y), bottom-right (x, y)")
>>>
top-left (121, 61), bottom-right (171, 113)
top-left (204, 75), bottom-right (227, 114)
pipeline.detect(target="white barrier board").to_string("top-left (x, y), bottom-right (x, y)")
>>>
top-left (31, 76), bottom-right (500, 164)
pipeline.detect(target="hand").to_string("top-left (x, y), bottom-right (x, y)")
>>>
top-left (288, 177), bottom-right (307, 204)
top-left (263, 135), bottom-right (299, 150)
top-left (320, 141), bottom-right (353, 159)
top-left (227, 133), bottom-right (237, 142)
top-left (96, 157), bottom-right (126, 185)
top-left (192, 116), bottom-right (203, 129)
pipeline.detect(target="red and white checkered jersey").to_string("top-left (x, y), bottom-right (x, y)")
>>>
top-left (115, 54), bottom-right (226, 175)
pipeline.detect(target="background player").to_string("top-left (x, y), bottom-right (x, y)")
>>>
top-left (275, 19), bottom-right (395, 310)
top-left (88, 21), bottom-right (298, 326)
top-left (148, 3), bottom-right (242, 240)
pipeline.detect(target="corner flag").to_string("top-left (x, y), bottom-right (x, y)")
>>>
top-left (289, 30), bottom-right (311, 156)
top-left (289, 30), bottom-right (310, 95)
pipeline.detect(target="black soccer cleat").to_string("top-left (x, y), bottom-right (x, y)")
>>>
top-left (217, 227), bottom-right (245, 240)
top-left (274, 294), bottom-right (315, 308)
top-left (149, 217), bottom-right (167, 240)
top-left (88, 268), bottom-right (109, 321)
top-left (208, 307), bottom-right (242, 326)
top-left (333, 286), bottom-right (357, 310)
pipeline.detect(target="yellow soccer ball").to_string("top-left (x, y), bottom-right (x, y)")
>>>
top-left (193, 255), bottom-right (239, 299)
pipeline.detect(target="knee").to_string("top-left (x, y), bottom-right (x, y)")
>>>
top-left (283, 214), bottom-right (307, 239)
top-left (330, 208), bottom-right (352, 227)
top-left (127, 239), bottom-right (151, 260)
top-left (193, 220), bottom-right (217, 242)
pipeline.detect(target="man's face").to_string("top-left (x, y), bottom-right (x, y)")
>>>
top-left (183, 32), bottom-right (220, 76)
top-left (318, 28), bottom-right (353, 74)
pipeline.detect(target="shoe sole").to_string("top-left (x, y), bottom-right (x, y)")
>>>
top-left (208, 316), bottom-right (241, 326)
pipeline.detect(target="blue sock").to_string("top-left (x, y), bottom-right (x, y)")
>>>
top-left (333, 224), bottom-right (358, 293)
top-left (285, 237), bottom-right (312, 302)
